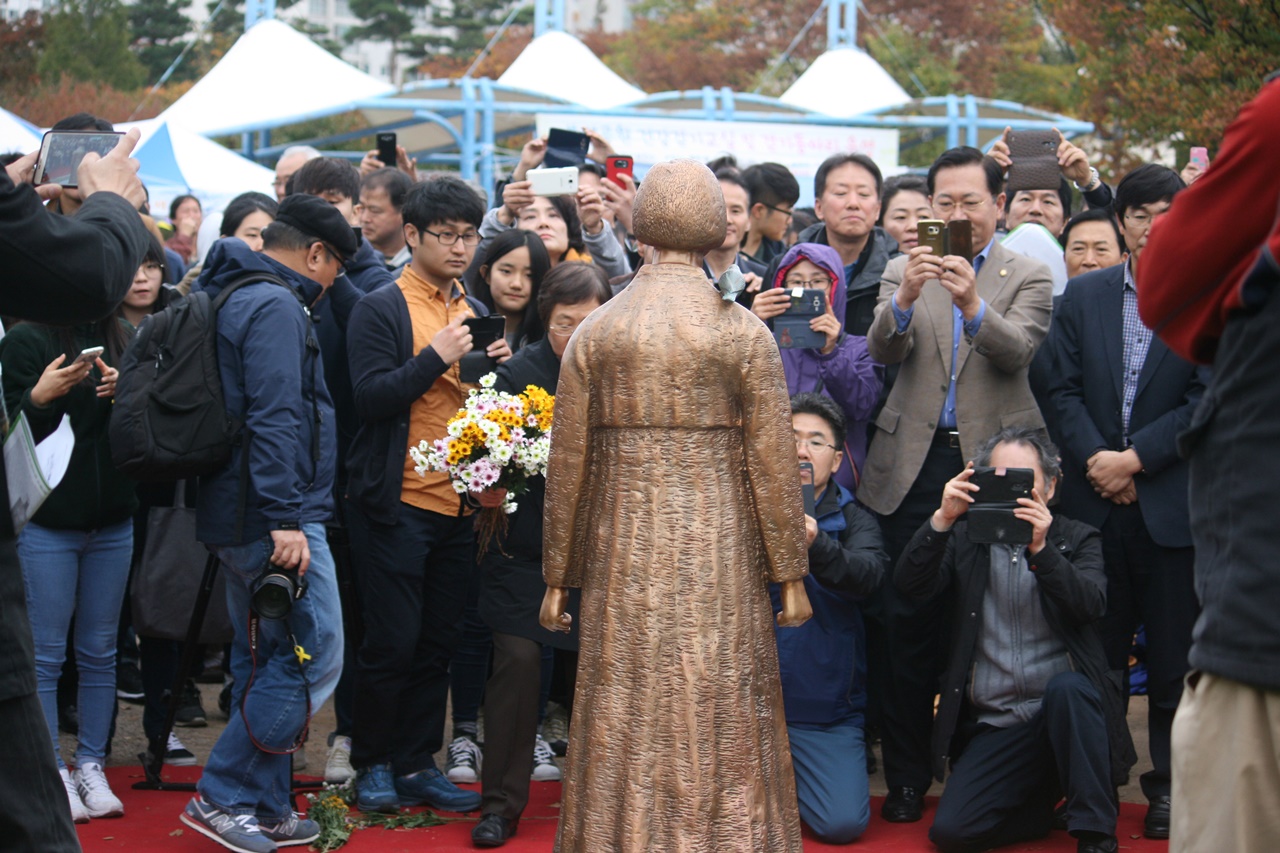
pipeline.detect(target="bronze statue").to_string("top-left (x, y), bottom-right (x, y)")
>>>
top-left (540, 159), bottom-right (813, 852)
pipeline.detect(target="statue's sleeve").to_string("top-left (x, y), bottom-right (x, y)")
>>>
top-left (543, 333), bottom-right (591, 589)
top-left (741, 322), bottom-right (809, 584)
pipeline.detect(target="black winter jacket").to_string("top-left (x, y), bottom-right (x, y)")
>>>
top-left (895, 514), bottom-right (1136, 787)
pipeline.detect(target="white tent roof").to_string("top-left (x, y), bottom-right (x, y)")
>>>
top-left (121, 118), bottom-right (275, 214)
top-left (0, 106), bottom-right (42, 154)
top-left (497, 31), bottom-right (646, 110)
top-left (780, 47), bottom-right (911, 118)
top-left (159, 19), bottom-right (395, 137)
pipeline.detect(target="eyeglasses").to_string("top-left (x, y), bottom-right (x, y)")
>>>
top-left (547, 323), bottom-right (580, 338)
top-left (1123, 209), bottom-right (1166, 228)
top-left (932, 197), bottom-right (989, 215)
top-left (784, 277), bottom-right (829, 290)
top-left (795, 437), bottom-right (839, 452)
top-left (763, 203), bottom-right (794, 219)
top-left (421, 227), bottom-right (480, 247)
top-left (141, 261), bottom-right (163, 274)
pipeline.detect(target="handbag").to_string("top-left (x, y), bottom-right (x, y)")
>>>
top-left (130, 480), bottom-right (234, 643)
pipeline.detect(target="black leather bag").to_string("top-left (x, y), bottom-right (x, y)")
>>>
top-left (130, 481), bottom-right (234, 643)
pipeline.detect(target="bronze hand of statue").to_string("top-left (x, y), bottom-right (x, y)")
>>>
top-left (775, 579), bottom-right (812, 627)
top-left (540, 586), bottom-right (574, 633)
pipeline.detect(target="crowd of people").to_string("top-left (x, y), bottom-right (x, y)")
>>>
top-left (0, 74), bottom-right (1275, 853)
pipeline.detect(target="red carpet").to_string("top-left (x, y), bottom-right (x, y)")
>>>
top-left (78, 766), bottom-right (1170, 852)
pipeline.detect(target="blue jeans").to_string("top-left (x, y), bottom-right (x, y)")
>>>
top-left (197, 524), bottom-right (343, 821)
top-left (18, 519), bottom-right (133, 768)
top-left (788, 719), bottom-right (871, 844)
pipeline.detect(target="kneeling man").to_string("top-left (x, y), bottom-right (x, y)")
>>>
top-left (895, 427), bottom-right (1134, 853)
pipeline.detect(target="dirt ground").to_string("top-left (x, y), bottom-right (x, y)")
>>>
top-left (90, 681), bottom-right (1154, 804)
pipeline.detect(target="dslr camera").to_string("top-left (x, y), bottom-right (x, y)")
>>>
top-left (251, 565), bottom-right (307, 620)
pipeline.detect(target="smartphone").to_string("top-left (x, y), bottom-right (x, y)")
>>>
top-left (376, 132), bottom-right (397, 168)
top-left (799, 462), bottom-right (816, 518)
top-left (774, 289), bottom-right (828, 349)
top-left (967, 466), bottom-right (1036, 545)
top-left (946, 219), bottom-right (974, 262)
top-left (1189, 146), bottom-right (1209, 170)
top-left (528, 166), bottom-right (579, 197)
top-left (33, 130), bottom-right (123, 188)
top-left (459, 315), bottom-right (507, 383)
top-left (74, 346), bottom-right (105, 366)
top-left (545, 128), bottom-right (590, 169)
top-left (606, 156), bottom-right (634, 189)
top-left (1005, 129), bottom-right (1060, 193)
top-left (918, 219), bottom-right (947, 257)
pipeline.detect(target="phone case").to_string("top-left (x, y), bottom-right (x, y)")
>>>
top-left (1006, 130), bottom-right (1060, 193)
top-left (773, 289), bottom-right (827, 349)
top-left (966, 466), bottom-right (1035, 545)
top-left (545, 128), bottom-right (590, 169)
top-left (945, 220), bottom-right (974, 262)
top-left (459, 316), bottom-right (506, 383)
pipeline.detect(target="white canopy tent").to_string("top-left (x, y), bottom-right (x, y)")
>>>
top-left (496, 30), bottom-right (646, 110)
top-left (159, 18), bottom-right (395, 137)
top-left (120, 118), bottom-right (276, 215)
top-left (0, 106), bottom-right (42, 155)
top-left (779, 47), bottom-right (911, 118)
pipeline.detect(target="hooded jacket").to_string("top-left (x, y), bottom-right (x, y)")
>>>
top-left (772, 242), bottom-right (882, 489)
top-left (770, 481), bottom-right (887, 726)
top-left (192, 239), bottom-right (337, 546)
top-left (796, 223), bottom-right (899, 337)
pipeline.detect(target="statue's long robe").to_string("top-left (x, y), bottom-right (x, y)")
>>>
top-left (544, 261), bottom-right (809, 852)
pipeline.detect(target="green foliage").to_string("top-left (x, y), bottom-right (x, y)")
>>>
top-left (39, 0), bottom-right (145, 90)
top-left (407, 0), bottom-right (522, 62)
top-left (128, 0), bottom-right (193, 83)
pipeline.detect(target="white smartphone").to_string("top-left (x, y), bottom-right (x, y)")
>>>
top-left (74, 346), bottom-right (105, 366)
top-left (527, 166), bottom-right (579, 197)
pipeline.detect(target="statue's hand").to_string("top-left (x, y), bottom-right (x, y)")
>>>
top-left (540, 586), bottom-right (574, 633)
top-left (775, 578), bottom-right (812, 628)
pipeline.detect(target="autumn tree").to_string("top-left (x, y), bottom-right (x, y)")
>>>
top-left (1041, 0), bottom-right (1280, 169)
top-left (0, 12), bottom-right (44, 101)
top-left (409, 0), bottom-right (528, 79)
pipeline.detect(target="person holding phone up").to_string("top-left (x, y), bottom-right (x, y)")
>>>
top-left (752, 242), bottom-right (881, 492)
top-left (895, 426), bottom-right (1132, 853)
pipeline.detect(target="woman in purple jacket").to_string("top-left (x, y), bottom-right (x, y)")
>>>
top-left (752, 242), bottom-right (881, 490)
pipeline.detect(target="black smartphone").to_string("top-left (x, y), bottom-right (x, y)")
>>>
top-left (459, 315), bottom-right (507, 383)
top-left (1006, 129), bottom-right (1060, 193)
top-left (545, 128), bottom-right (590, 169)
top-left (799, 462), bottom-right (816, 518)
top-left (967, 466), bottom-right (1035, 545)
top-left (376, 132), bottom-right (397, 168)
top-left (33, 130), bottom-right (123, 188)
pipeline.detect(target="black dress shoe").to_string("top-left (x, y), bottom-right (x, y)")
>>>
top-left (881, 786), bottom-right (924, 822)
top-left (1144, 795), bottom-right (1171, 840)
top-left (1076, 834), bottom-right (1118, 853)
top-left (472, 813), bottom-right (518, 848)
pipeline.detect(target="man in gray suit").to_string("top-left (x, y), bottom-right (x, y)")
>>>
top-left (858, 146), bottom-right (1053, 823)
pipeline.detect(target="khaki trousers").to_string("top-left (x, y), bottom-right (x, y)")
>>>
top-left (1171, 671), bottom-right (1280, 852)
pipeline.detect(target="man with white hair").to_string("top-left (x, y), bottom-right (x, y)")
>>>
top-left (273, 145), bottom-right (322, 202)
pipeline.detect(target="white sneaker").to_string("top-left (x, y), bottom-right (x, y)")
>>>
top-left (531, 734), bottom-right (562, 782)
top-left (324, 735), bottom-right (355, 784)
top-left (444, 735), bottom-right (481, 783)
top-left (74, 762), bottom-right (124, 818)
top-left (60, 768), bottom-right (90, 824)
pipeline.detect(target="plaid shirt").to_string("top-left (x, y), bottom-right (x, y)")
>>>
top-left (1121, 260), bottom-right (1153, 440)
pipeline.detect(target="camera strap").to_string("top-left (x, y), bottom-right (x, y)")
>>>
top-left (238, 611), bottom-right (313, 755)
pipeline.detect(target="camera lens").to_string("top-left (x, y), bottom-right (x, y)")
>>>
top-left (251, 573), bottom-right (295, 620)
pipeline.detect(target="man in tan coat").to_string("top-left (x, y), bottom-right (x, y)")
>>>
top-left (857, 146), bottom-right (1052, 824)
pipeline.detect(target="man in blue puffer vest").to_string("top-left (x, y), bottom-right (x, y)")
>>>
top-left (771, 392), bottom-right (889, 843)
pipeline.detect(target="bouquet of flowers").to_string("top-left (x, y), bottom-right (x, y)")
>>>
top-left (409, 373), bottom-right (554, 556)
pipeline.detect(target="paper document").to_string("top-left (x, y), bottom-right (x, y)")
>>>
top-left (5, 413), bottom-right (74, 532)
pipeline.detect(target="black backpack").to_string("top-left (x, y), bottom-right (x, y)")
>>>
top-left (110, 273), bottom-right (299, 482)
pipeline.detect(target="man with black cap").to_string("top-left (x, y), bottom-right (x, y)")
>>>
top-left (179, 194), bottom-right (356, 853)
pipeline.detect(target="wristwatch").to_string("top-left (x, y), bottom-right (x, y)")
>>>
top-left (1074, 166), bottom-right (1101, 193)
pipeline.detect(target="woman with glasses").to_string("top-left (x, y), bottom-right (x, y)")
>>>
top-left (0, 237), bottom-right (156, 824)
top-left (750, 242), bottom-right (882, 490)
top-left (470, 262), bottom-right (611, 848)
